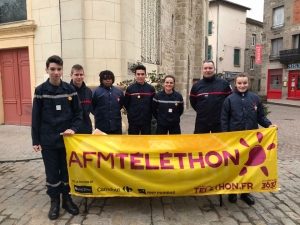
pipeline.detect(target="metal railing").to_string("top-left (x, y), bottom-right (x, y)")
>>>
top-left (279, 48), bottom-right (300, 64)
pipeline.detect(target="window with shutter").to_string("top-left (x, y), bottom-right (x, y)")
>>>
top-left (270, 38), bottom-right (283, 59)
top-left (272, 6), bottom-right (284, 29)
top-left (208, 21), bottom-right (212, 35)
top-left (293, 34), bottom-right (300, 49)
top-left (207, 46), bottom-right (212, 60)
top-left (234, 49), bottom-right (240, 66)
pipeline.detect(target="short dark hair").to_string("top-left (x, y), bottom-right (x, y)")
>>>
top-left (203, 60), bottom-right (215, 68)
top-left (46, 55), bottom-right (63, 68)
top-left (134, 65), bottom-right (146, 74)
top-left (71, 64), bottom-right (84, 74)
top-left (99, 70), bottom-right (115, 84)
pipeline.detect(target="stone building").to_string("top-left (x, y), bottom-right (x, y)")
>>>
top-left (244, 18), bottom-right (263, 93)
top-left (0, 0), bottom-right (207, 125)
top-left (261, 0), bottom-right (300, 100)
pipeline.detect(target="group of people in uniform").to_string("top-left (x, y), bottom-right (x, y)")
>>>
top-left (31, 55), bottom-right (277, 220)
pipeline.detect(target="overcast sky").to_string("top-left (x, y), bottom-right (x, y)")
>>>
top-left (227, 0), bottom-right (264, 22)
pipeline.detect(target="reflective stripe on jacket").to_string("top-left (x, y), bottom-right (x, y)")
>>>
top-left (189, 75), bottom-right (232, 125)
top-left (31, 79), bottom-right (82, 149)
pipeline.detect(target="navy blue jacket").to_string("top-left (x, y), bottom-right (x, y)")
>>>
top-left (92, 85), bottom-right (124, 132)
top-left (221, 90), bottom-right (272, 132)
top-left (124, 82), bottom-right (156, 125)
top-left (190, 75), bottom-right (232, 125)
top-left (31, 79), bottom-right (82, 149)
top-left (152, 90), bottom-right (184, 127)
top-left (70, 81), bottom-right (93, 134)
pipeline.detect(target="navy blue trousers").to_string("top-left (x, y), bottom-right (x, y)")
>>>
top-left (41, 147), bottom-right (70, 198)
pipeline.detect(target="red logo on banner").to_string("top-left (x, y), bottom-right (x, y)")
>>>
top-left (255, 44), bottom-right (262, 64)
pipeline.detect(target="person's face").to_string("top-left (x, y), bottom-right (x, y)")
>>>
top-left (235, 77), bottom-right (249, 93)
top-left (102, 77), bottom-right (113, 87)
top-left (135, 69), bottom-right (147, 84)
top-left (164, 77), bottom-right (175, 92)
top-left (70, 69), bottom-right (84, 87)
top-left (202, 62), bottom-right (215, 79)
top-left (46, 63), bottom-right (63, 83)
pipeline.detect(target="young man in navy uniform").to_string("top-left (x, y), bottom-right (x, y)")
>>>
top-left (124, 65), bottom-right (156, 134)
top-left (70, 64), bottom-right (93, 134)
top-left (31, 55), bottom-right (82, 220)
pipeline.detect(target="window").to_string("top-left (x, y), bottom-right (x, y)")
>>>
top-left (208, 21), bottom-right (213, 35)
top-left (234, 48), bottom-right (240, 66)
top-left (189, 0), bottom-right (193, 15)
top-left (250, 57), bottom-right (254, 70)
top-left (272, 6), bottom-right (284, 29)
top-left (251, 34), bottom-right (256, 46)
top-left (0, 0), bottom-right (27, 24)
top-left (141, 0), bottom-right (160, 64)
top-left (258, 79), bottom-right (261, 92)
top-left (207, 46), bottom-right (212, 60)
top-left (269, 69), bottom-right (282, 90)
top-left (270, 38), bottom-right (283, 59)
top-left (293, 34), bottom-right (300, 49)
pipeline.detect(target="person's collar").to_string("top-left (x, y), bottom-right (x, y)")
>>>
top-left (203, 75), bottom-right (216, 82)
top-left (100, 84), bottom-right (112, 89)
top-left (235, 89), bottom-right (248, 96)
top-left (70, 80), bottom-right (85, 90)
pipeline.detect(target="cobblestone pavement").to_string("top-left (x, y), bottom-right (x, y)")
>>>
top-left (0, 104), bottom-right (300, 225)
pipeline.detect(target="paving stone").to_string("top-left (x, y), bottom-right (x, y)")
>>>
top-left (260, 212), bottom-right (279, 223)
top-left (0, 219), bottom-right (16, 225)
top-left (203, 211), bottom-right (219, 222)
top-left (219, 216), bottom-right (238, 225)
top-left (269, 208), bottom-right (286, 218)
top-left (281, 217), bottom-right (297, 225)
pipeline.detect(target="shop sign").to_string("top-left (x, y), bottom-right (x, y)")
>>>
top-left (288, 63), bottom-right (300, 69)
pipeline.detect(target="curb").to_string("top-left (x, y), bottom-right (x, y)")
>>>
top-left (266, 101), bottom-right (300, 108)
top-left (0, 157), bottom-right (42, 163)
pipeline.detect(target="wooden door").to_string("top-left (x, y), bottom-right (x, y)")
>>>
top-left (0, 48), bottom-right (32, 125)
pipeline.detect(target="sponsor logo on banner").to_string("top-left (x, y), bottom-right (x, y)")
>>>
top-left (74, 185), bottom-right (93, 194)
top-left (261, 180), bottom-right (277, 190)
top-left (123, 186), bottom-right (133, 192)
top-left (97, 187), bottom-right (120, 192)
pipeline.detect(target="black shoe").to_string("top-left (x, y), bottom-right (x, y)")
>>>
top-left (228, 194), bottom-right (237, 203)
top-left (62, 194), bottom-right (79, 215)
top-left (240, 193), bottom-right (255, 205)
top-left (48, 196), bottom-right (60, 220)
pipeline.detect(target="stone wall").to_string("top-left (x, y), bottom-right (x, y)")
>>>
top-left (158, 0), bottom-right (206, 107)
top-left (245, 18), bottom-right (263, 93)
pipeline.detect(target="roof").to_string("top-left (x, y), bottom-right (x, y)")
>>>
top-left (246, 18), bottom-right (263, 27)
top-left (209, 0), bottom-right (251, 11)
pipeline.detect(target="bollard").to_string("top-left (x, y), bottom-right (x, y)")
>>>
top-left (151, 118), bottom-right (157, 134)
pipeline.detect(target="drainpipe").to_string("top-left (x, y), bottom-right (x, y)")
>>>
top-left (215, 0), bottom-right (219, 74)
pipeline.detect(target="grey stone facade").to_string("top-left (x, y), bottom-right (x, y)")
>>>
top-left (158, 0), bottom-right (207, 107)
top-left (245, 18), bottom-right (263, 93)
top-left (261, 0), bottom-right (300, 99)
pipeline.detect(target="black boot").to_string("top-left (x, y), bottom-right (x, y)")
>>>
top-left (228, 194), bottom-right (237, 203)
top-left (48, 196), bottom-right (60, 220)
top-left (62, 194), bottom-right (79, 215)
top-left (241, 193), bottom-right (255, 205)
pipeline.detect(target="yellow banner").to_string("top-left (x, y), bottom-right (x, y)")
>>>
top-left (64, 128), bottom-right (278, 197)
